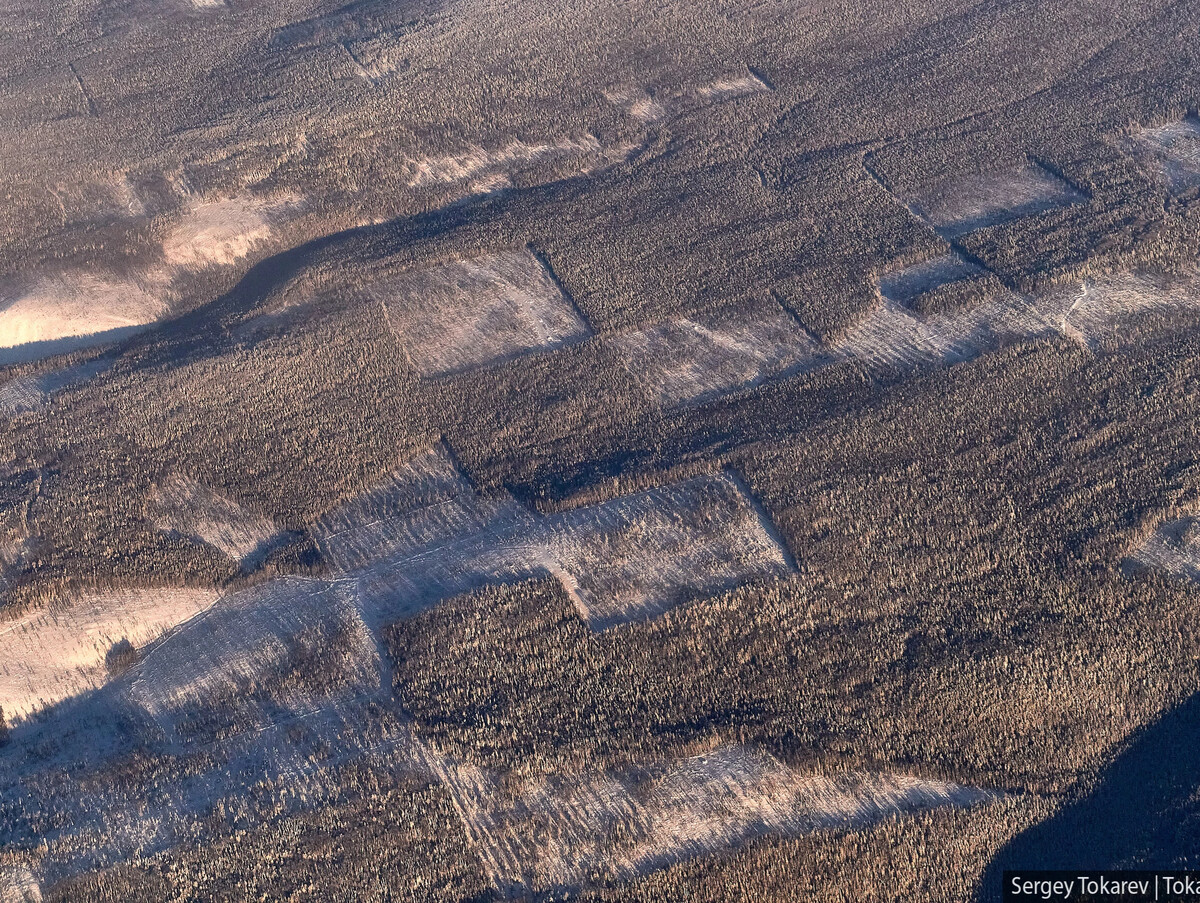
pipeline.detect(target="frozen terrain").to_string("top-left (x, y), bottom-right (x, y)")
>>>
top-left (878, 252), bottom-right (986, 306)
top-left (0, 275), bottom-right (166, 361)
top-left (904, 163), bottom-right (1085, 237)
top-left (0, 587), bottom-right (218, 721)
top-left (0, 445), bottom-right (995, 898)
top-left (431, 744), bottom-right (997, 897)
top-left (1129, 118), bottom-right (1200, 193)
top-left (162, 193), bottom-right (302, 269)
top-left (146, 475), bottom-right (281, 567)
top-left (1129, 514), bottom-right (1200, 583)
top-left (610, 296), bottom-right (818, 407)
top-left (375, 249), bottom-right (591, 377)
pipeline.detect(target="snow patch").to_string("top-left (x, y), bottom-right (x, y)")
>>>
top-left (611, 297), bottom-right (818, 407)
top-left (0, 275), bottom-right (166, 351)
top-left (431, 744), bottom-right (997, 897)
top-left (162, 193), bottom-right (301, 269)
top-left (147, 475), bottom-right (280, 566)
top-left (905, 164), bottom-right (1084, 237)
top-left (1129, 118), bottom-right (1200, 193)
top-left (374, 249), bottom-right (591, 378)
top-left (0, 587), bottom-right (218, 721)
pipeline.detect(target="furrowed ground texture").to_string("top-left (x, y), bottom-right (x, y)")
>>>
top-left (2, 0), bottom-right (1200, 899)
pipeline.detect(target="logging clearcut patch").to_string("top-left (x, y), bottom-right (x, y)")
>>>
top-left (375, 250), bottom-right (591, 378)
top-left (162, 193), bottom-right (301, 268)
top-left (1128, 515), bottom-right (1200, 584)
top-left (147, 475), bottom-right (280, 567)
top-left (878, 253), bottom-right (985, 306)
top-left (611, 297), bottom-right (819, 407)
top-left (0, 587), bottom-right (218, 721)
top-left (428, 744), bottom-right (998, 897)
top-left (403, 136), bottom-right (603, 188)
top-left (906, 163), bottom-right (1084, 237)
top-left (0, 275), bottom-right (166, 353)
top-left (1129, 118), bottom-right (1200, 193)
top-left (547, 474), bottom-right (795, 629)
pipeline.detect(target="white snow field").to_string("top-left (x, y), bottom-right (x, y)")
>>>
top-left (1129, 515), bottom-right (1200, 583)
top-left (905, 163), bottom-right (1085, 237)
top-left (147, 474), bottom-right (281, 567)
top-left (0, 274), bottom-right (167, 358)
top-left (1129, 118), bottom-right (1200, 193)
top-left (426, 744), bottom-right (996, 897)
top-left (0, 587), bottom-right (218, 721)
top-left (610, 296), bottom-right (818, 407)
top-left (374, 249), bottom-right (592, 377)
top-left (162, 192), bottom-right (302, 269)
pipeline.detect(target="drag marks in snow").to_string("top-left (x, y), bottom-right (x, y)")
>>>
top-left (127, 579), bottom-right (380, 740)
top-left (430, 744), bottom-right (998, 897)
top-left (374, 249), bottom-right (591, 378)
top-left (0, 587), bottom-right (219, 721)
top-left (0, 357), bottom-right (112, 417)
top-left (0, 449), bottom-right (988, 896)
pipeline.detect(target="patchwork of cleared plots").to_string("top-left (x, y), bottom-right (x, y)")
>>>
top-left (1128, 515), bottom-right (1200, 583)
top-left (0, 275), bottom-right (167, 358)
top-left (373, 249), bottom-right (591, 378)
top-left (545, 474), bottom-right (794, 629)
top-left (1128, 118), bottom-right (1200, 193)
top-left (161, 192), bottom-right (302, 269)
top-left (311, 446), bottom-right (794, 630)
top-left (127, 578), bottom-right (380, 740)
top-left (620, 265), bottom-right (1200, 410)
top-left (877, 252), bottom-right (986, 306)
top-left (146, 475), bottom-right (280, 567)
top-left (0, 587), bottom-right (218, 721)
top-left (428, 744), bottom-right (997, 897)
top-left (609, 296), bottom-right (818, 407)
top-left (0, 449), bottom-right (967, 897)
top-left (0, 688), bottom-right (430, 893)
top-left (904, 163), bottom-right (1085, 238)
